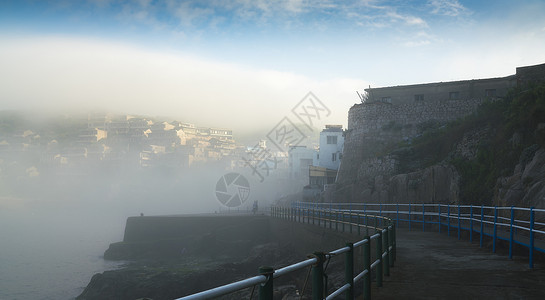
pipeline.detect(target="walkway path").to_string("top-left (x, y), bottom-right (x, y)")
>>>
top-left (368, 229), bottom-right (545, 299)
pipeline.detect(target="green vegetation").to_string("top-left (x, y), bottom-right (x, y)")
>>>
top-left (392, 83), bottom-right (545, 205)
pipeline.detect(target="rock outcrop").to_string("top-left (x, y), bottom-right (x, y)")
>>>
top-left (359, 164), bottom-right (460, 205)
top-left (495, 147), bottom-right (545, 210)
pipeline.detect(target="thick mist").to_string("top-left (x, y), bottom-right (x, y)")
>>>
top-left (0, 112), bottom-right (298, 299)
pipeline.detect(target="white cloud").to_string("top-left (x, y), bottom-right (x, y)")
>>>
top-left (427, 0), bottom-right (469, 17)
top-left (387, 11), bottom-right (428, 27)
top-left (167, 1), bottom-right (215, 27)
top-left (0, 36), bottom-right (361, 134)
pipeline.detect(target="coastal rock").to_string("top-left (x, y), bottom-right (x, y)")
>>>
top-left (364, 164), bottom-right (460, 204)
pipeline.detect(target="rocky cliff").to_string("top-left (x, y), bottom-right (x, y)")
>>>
top-left (335, 81), bottom-right (545, 209)
top-left (495, 146), bottom-right (545, 209)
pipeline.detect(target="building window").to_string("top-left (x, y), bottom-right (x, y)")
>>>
top-left (449, 91), bottom-right (459, 99)
top-left (332, 153), bottom-right (337, 161)
top-left (327, 136), bottom-right (337, 144)
top-left (485, 89), bottom-right (497, 97)
top-left (414, 94), bottom-right (424, 101)
top-left (381, 97), bottom-right (392, 103)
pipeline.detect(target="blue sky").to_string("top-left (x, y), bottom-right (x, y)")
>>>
top-left (1, 0), bottom-right (545, 134)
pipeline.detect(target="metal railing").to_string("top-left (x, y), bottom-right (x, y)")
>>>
top-left (176, 206), bottom-right (396, 300)
top-left (295, 202), bottom-right (545, 269)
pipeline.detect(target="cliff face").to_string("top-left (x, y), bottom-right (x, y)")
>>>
top-left (338, 98), bottom-right (486, 184)
top-left (495, 147), bottom-right (545, 209)
top-left (337, 77), bottom-right (545, 208)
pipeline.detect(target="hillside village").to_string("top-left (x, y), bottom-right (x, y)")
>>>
top-left (0, 110), bottom-right (350, 202)
top-left (0, 113), bottom-right (237, 171)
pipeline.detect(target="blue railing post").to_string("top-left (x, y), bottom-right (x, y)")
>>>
top-left (383, 229), bottom-right (390, 277)
top-left (345, 243), bottom-right (354, 300)
top-left (376, 232), bottom-right (383, 287)
top-left (457, 204), bottom-right (461, 240)
top-left (408, 203), bottom-right (412, 231)
top-left (311, 252), bottom-right (325, 300)
top-left (379, 203), bottom-right (382, 227)
top-left (363, 236), bottom-right (371, 300)
top-left (342, 211), bottom-right (345, 232)
top-left (349, 205), bottom-right (353, 234)
top-left (388, 224), bottom-right (394, 267)
top-left (329, 203), bottom-right (333, 229)
top-left (493, 206), bottom-right (498, 253)
top-left (392, 223), bottom-right (397, 262)
top-left (358, 212), bottom-right (361, 235)
top-left (509, 206), bottom-right (514, 259)
top-left (438, 204), bottom-right (442, 233)
top-left (470, 205), bottom-right (473, 242)
top-left (396, 203), bottom-right (399, 227)
top-left (336, 209), bottom-right (339, 231)
top-left (447, 204), bottom-right (451, 236)
top-left (364, 204), bottom-right (368, 236)
top-left (422, 203), bottom-right (425, 232)
top-left (530, 207), bottom-right (535, 269)
top-left (258, 266), bottom-right (274, 300)
top-left (349, 203), bottom-right (353, 229)
top-left (480, 205), bottom-right (484, 248)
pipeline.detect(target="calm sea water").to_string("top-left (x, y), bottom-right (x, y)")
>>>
top-left (0, 204), bottom-right (126, 300)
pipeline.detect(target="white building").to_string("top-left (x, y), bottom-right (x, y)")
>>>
top-left (315, 125), bottom-right (344, 170)
top-left (288, 145), bottom-right (317, 179)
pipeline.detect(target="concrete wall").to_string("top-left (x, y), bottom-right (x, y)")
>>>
top-left (105, 214), bottom-right (359, 260)
top-left (338, 63), bottom-right (545, 187)
top-left (364, 76), bottom-right (516, 105)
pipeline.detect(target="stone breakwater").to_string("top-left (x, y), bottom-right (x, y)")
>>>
top-left (78, 214), bottom-right (360, 300)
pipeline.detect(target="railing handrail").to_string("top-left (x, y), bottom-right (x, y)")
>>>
top-left (295, 202), bottom-right (544, 269)
top-left (177, 206), bottom-right (396, 300)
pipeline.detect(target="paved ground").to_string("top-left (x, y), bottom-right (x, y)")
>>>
top-left (366, 229), bottom-right (545, 300)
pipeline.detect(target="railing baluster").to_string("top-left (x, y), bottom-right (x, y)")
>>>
top-left (438, 204), bottom-right (442, 233)
top-left (480, 205), bottom-right (484, 248)
top-left (376, 232), bottom-right (383, 287)
top-left (345, 243), bottom-right (354, 299)
top-left (383, 229), bottom-right (390, 277)
top-left (363, 236), bottom-right (371, 300)
top-left (470, 205), bottom-right (473, 242)
top-left (396, 203), bottom-right (399, 227)
top-left (409, 203), bottom-right (412, 231)
top-left (311, 252), bottom-right (325, 300)
top-left (447, 204), bottom-right (451, 237)
top-left (422, 203), bottom-right (425, 232)
top-left (509, 206), bottom-right (514, 259)
top-left (458, 204), bottom-right (461, 240)
top-left (493, 206), bottom-right (498, 253)
top-left (530, 207), bottom-right (535, 269)
top-left (258, 266), bottom-right (274, 300)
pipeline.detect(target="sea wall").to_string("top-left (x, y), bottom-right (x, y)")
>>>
top-left (105, 214), bottom-right (357, 260)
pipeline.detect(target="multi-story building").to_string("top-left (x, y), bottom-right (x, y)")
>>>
top-left (315, 125), bottom-right (344, 171)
